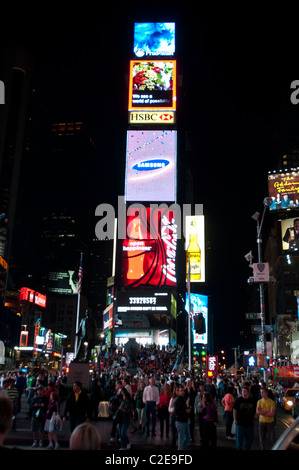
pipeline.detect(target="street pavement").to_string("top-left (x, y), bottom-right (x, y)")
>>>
top-left (4, 393), bottom-right (285, 452)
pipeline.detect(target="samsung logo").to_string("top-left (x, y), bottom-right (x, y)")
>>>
top-left (132, 159), bottom-right (170, 171)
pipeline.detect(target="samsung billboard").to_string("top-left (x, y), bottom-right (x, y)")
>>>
top-left (133, 22), bottom-right (175, 58)
top-left (125, 130), bottom-right (176, 202)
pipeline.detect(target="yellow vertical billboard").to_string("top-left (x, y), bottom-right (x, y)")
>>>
top-left (185, 215), bottom-right (205, 283)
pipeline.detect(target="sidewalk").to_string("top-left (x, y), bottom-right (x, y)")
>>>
top-left (5, 394), bottom-right (261, 451)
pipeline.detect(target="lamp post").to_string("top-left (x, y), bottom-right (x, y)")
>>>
top-left (251, 197), bottom-right (272, 383)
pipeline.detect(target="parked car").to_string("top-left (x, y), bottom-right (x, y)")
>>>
top-left (281, 389), bottom-right (298, 412)
top-left (292, 391), bottom-right (299, 419)
top-left (272, 417), bottom-right (299, 450)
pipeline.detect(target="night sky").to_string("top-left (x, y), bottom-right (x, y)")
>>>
top-left (2, 5), bottom-right (299, 362)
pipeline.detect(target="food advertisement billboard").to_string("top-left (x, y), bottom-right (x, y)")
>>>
top-left (133, 22), bottom-right (175, 58)
top-left (268, 170), bottom-right (299, 210)
top-left (122, 206), bottom-right (177, 287)
top-left (125, 130), bottom-right (176, 202)
top-left (128, 60), bottom-right (176, 112)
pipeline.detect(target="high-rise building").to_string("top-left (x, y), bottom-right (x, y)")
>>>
top-left (263, 88), bottom-right (299, 365)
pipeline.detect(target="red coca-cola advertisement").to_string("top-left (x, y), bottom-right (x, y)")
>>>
top-left (122, 206), bottom-right (177, 287)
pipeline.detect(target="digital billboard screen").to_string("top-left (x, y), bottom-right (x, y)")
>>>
top-left (125, 130), bottom-right (176, 202)
top-left (281, 217), bottom-right (299, 251)
top-left (185, 293), bottom-right (208, 345)
top-left (128, 60), bottom-right (176, 112)
top-left (185, 215), bottom-right (205, 283)
top-left (133, 22), bottom-right (175, 58)
top-left (268, 170), bottom-right (299, 210)
top-left (122, 206), bottom-right (177, 287)
top-left (48, 271), bottom-right (79, 295)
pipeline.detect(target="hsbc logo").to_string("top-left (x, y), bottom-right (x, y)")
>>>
top-left (129, 111), bottom-right (175, 124)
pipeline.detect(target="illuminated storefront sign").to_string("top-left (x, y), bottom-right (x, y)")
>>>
top-left (128, 60), bottom-right (176, 112)
top-left (125, 130), bottom-right (176, 202)
top-left (133, 23), bottom-right (175, 58)
top-left (19, 287), bottom-right (47, 308)
top-left (122, 206), bottom-right (177, 287)
top-left (207, 355), bottom-right (218, 377)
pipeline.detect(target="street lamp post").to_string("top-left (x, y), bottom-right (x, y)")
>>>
top-left (251, 197), bottom-right (272, 383)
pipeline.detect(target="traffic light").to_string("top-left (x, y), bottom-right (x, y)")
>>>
top-left (201, 345), bottom-right (207, 362)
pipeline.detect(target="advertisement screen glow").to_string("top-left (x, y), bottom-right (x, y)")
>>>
top-left (281, 217), bottom-right (299, 251)
top-left (185, 293), bottom-right (208, 345)
top-left (133, 23), bottom-right (175, 58)
top-left (128, 60), bottom-right (176, 111)
top-left (125, 130), bottom-right (176, 202)
top-left (268, 170), bottom-right (299, 210)
top-left (122, 206), bottom-right (177, 288)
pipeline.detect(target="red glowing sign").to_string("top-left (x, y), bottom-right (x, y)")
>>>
top-left (122, 206), bottom-right (177, 287)
top-left (207, 355), bottom-right (218, 377)
top-left (19, 287), bottom-right (47, 308)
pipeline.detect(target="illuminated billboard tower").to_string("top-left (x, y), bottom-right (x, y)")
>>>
top-left (114, 22), bottom-right (178, 347)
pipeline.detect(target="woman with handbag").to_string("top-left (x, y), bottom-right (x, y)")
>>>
top-left (44, 391), bottom-right (61, 449)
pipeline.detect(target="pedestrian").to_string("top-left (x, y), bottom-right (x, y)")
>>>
top-left (221, 386), bottom-right (235, 439)
top-left (109, 380), bottom-right (123, 442)
top-left (174, 385), bottom-right (191, 450)
top-left (15, 371), bottom-right (27, 413)
top-left (117, 388), bottom-right (134, 450)
top-left (134, 380), bottom-right (145, 432)
top-left (194, 382), bottom-right (205, 446)
top-left (0, 378), bottom-right (9, 397)
top-left (0, 397), bottom-right (13, 448)
top-left (6, 378), bottom-right (19, 432)
top-left (256, 387), bottom-right (276, 450)
top-left (30, 385), bottom-right (48, 448)
top-left (44, 391), bottom-right (60, 449)
top-left (69, 422), bottom-right (101, 450)
top-left (90, 375), bottom-right (101, 420)
top-left (63, 381), bottom-right (90, 433)
top-left (185, 378), bottom-right (197, 442)
top-left (233, 385), bottom-right (256, 450)
top-left (158, 382), bottom-right (171, 438)
top-left (168, 384), bottom-right (179, 450)
top-left (200, 392), bottom-right (218, 449)
top-left (143, 376), bottom-right (160, 437)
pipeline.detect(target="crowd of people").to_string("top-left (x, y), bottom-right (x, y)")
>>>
top-left (0, 343), bottom-right (284, 450)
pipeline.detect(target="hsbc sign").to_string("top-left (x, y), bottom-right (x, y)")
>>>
top-left (129, 111), bottom-right (175, 124)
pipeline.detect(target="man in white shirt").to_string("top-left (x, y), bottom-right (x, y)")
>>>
top-left (143, 377), bottom-right (160, 437)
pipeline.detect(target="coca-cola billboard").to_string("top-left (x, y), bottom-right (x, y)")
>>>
top-left (122, 206), bottom-right (177, 287)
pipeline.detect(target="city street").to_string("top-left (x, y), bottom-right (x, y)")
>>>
top-left (4, 392), bottom-right (292, 452)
